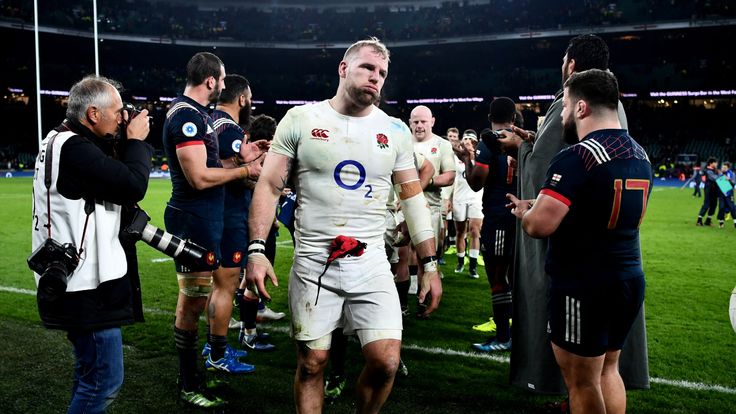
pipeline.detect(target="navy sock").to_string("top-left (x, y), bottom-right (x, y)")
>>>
top-left (174, 326), bottom-right (199, 391)
top-left (207, 334), bottom-right (228, 361)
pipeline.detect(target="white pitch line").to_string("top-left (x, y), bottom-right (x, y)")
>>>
top-left (0, 286), bottom-right (35, 295)
top-left (649, 377), bottom-right (736, 394)
top-left (2, 284), bottom-right (735, 395)
top-left (150, 257), bottom-right (173, 263)
top-left (402, 343), bottom-right (510, 364)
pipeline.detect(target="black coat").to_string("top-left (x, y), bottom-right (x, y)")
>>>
top-left (37, 119), bottom-right (153, 331)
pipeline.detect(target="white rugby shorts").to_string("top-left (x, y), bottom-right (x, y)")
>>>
top-left (452, 200), bottom-right (484, 222)
top-left (288, 246), bottom-right (403, 345)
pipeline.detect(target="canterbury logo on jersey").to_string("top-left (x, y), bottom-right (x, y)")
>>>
top-left (311, 128), bottom-right (330, 139)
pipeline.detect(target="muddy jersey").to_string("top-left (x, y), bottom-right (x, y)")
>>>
top-left (270, 100), bottom-right (415, 256)
top-left (414, 134), bottom-right (455, 207)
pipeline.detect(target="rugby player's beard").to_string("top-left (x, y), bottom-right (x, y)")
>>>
top-left (208, 85), bottom-right (222, 104)
top-left (561, 62), bottom-right (571, 87)
top-left (347, 83), bottom-right (380, 107)
top-left (239, 103), bottom-right (252, 123)
top-left (562, 116), bottom-right (580, 145)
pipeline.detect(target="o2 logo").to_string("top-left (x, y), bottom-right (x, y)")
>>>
top-left (333, 160), bottom-right (373, 198)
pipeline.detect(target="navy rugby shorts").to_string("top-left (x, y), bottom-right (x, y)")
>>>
top-left (164, 205), bottom-right (223, 272)
top-left (548, 276), bottom-right (645, 357)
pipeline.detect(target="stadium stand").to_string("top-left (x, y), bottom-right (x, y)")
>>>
top-left (1, 0), bottom-right (734, 169)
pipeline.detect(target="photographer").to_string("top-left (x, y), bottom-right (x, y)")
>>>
top-left (31, 75), bottom-right (152, 413)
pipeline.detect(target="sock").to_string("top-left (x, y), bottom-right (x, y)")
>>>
top-left (207, 334), bottom-right (228, 361)
top-left (457, 252), bottom-right (465, 267)
top-left (408, 265), bottom-right (418, 279)
top-left (395, 279), bottom-right (410, 309)
top-left (469, 249), bottom-right (479, 270)
top-left (239, 294), bottom-right (259, 330)
top-left (240, 327), bottom-right (257, 341)
top-left (174, 326), bottom-right (199, 391)
top-left (491, 289), bottom-right (513, 342)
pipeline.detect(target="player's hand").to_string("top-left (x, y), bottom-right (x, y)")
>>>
top-left (125, 109), bottom-right (150, 141)
top-left (451, 140), bottom-right (470, 161)
top-left (246, 160), bottom-right (263, 179)
top-left (240, 139), bottom-right (270, 164)
top-left (497, 129), bottom-right (523, 152)
top-left (512, 126), bottom-right (535, 143)
top-left (418, 269), bottom-right (442, 317)
top-left (392, 221), bottom-right (410, 247)
top-left (245, 253), bottom-right (278, 302)
top-left (505, 193), bottom-right (534, 219)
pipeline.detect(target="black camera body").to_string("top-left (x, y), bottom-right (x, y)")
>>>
top-left (118, 102), bottom-right (151, 141)
top-left (28, 238), bottom-right (80, 302)
top-left (122, 102), bottom-right (145, 119)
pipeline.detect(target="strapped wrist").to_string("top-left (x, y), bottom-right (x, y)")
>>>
top-left (421, 255), bottom-right (438, 272)
top-left (248, 239), bottom-right (266, 255)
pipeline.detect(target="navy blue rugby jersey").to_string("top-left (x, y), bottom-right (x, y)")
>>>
top-left (162, 95), bottom-right (224, 216)
top-left (540, 129), bottom-right (652, 287)
top-left (475, 140), bottom-right (517, 219)
top-left (212, 109), bottom-right (249, 213)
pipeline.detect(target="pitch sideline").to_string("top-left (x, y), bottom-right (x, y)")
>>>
top-left (2, 284), bottom-right (734, 395)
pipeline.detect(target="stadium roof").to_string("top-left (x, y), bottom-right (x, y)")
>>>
top-left (152, 0), bottom-right (473, 9)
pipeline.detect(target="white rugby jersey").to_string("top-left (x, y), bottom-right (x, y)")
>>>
top-left (270, 100), bottom-right (415, 256)
top-left (414, 134), bottom-right (455, 207)
top-left (452, 156), bottom-right (483, 205)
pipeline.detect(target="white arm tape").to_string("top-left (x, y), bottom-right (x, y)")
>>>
top-left (395, 183), bottom-right (434, 245)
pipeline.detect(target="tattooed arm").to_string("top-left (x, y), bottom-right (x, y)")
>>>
top-left (245, 152), bottom-right (292, 300)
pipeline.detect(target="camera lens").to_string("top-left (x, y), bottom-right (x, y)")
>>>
top-left (38, 262), bottom-right (69, 302)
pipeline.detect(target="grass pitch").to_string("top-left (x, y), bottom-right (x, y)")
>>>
top-left (0, 178), bottom-right (734, 413)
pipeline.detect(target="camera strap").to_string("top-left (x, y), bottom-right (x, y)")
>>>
top-left (44, 133), bottom-right (60, 239)
top-left (43, 131), bottom-right (91, 258)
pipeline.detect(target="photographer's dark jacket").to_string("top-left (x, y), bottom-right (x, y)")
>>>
top-left (32, 119), bottom-right (153, 330)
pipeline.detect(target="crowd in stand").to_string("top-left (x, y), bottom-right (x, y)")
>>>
top-left (2, 0), bottom-right (735, 42)
top-left (2, 1), bottom-right (735, 171)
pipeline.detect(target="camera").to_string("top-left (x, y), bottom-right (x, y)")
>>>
top-left (27, 238), bottom-right (80, 302)
top-left (122, 206), bottom-right (212, 269)
top-left (119, 102), bottom-right (152, 140)
top-left (122, 102), bottom-right (145, 120)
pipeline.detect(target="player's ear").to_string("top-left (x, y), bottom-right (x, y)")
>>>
top-left (576, 99), bottom-right (589, 119)
top-left (338, 61), bottom-right (348, 79)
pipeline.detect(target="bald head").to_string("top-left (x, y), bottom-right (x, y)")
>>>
top-left (409, 105), bottom-right (435, 142)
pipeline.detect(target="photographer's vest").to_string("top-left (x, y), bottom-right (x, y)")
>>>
top-left (32, 130), bottom-right (127, 292)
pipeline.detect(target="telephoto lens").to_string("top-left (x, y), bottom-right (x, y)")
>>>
top-left (123, 207), bottom-right (211, 268)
